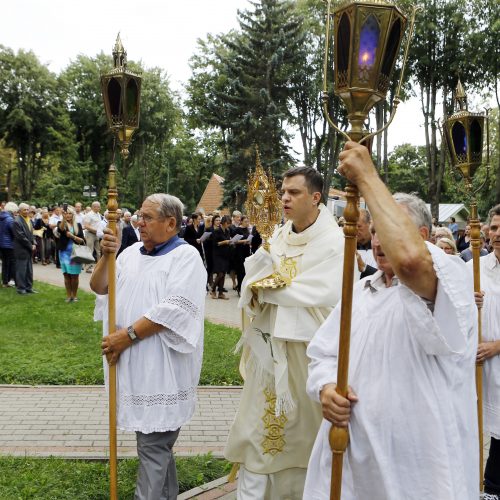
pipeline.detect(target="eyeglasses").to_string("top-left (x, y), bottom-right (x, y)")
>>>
top-left (136, 212), bottom-right (169, 224)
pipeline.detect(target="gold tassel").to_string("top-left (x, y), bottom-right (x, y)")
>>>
top-left (227, 463), bottom-right (240, 483)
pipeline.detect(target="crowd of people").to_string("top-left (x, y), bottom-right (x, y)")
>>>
top-left (181, 210), bottom-right (261, 299)
top-left (0, 200), bottom-right (137, 301)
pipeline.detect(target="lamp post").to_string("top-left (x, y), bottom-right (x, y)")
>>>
top-left (321, 2), bottom-right (416, 499)
top-left (442, 79), bottom-right (489, 490)
top-left (100, 33), bottom-right (142, 500)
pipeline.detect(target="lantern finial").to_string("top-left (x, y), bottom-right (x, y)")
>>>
top-left (112, 33), bottom-right (127, 68)
top-left (455, 79), bottom-right (467, 111)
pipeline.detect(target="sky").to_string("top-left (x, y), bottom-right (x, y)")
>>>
top-left (3, 0), bottom-right (428, 155)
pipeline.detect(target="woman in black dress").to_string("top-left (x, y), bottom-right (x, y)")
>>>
top-left (211, 215), bottom-right (231, 300)
top-left (233, 215), bottom-right (252, 295)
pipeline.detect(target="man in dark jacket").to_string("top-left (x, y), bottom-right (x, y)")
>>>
top-left (0, 202), bottom-right (18, 287)
top-left (117, 214), bottom-right (140, 256)
top-left (13, 203), bottom-right (37, 294)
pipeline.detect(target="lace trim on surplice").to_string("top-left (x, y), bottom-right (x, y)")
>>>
top-left (120, 387), bottom-right (196, 407)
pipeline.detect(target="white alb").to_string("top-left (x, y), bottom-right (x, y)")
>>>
top-left (304, 242), bottom-right (479, 500)
top-left (94, 242), bottom-right (206, 433)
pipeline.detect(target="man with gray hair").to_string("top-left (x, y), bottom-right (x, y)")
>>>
top-left (304, 142), bottom-right (478, 499)
top-left (13, 203), bottom-right (38, 294)
top-left (90, 193), bottom-right (206, 499)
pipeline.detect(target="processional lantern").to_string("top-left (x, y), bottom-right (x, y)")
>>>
top-left (321, 2), bottom-right (416, 499)
top-left (442, 79), bottom-right (489, 491)
top-left (100, 33), bottom-right (142, 500)
top-left (326, 0), bottom-right (409, 141)
top-left (443, 80), bottom-right (486, 188)
top-left (101, 33), bottom-right (142, 159)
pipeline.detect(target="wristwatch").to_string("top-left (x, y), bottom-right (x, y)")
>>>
top-left (126, 325), bottom-right (140, 343)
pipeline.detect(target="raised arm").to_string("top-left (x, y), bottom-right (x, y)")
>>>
top-left (338, 141), bottom-right (437, 301)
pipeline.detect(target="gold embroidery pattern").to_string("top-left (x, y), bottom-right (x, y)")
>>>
top-left (261, 388), bottom-right (288, 455)
top-left (279, 257), bottom-right (298, 284)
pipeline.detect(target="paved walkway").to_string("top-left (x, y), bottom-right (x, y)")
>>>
top-left (0, 385), bottom-right (240, 459)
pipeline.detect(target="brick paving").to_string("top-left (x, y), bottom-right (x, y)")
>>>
top-left (0, 385), bottom-right (241, 459)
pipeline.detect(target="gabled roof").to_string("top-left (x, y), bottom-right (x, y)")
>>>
top-left (196, 173), bottom-right (225, 214)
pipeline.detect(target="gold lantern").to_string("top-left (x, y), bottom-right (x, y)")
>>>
top-left (101, 33), bottom-right (142, 159)
top-left (443, 79), bottom-right (486, 185)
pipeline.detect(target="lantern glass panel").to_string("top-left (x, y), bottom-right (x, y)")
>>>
top-left (108, 78), bottom-right (122, 117)
top-left (336, 12), bottom-right (351, 85)
top-left (452, 122), bottom-right (467, 156)
top-left (358, 14), bottom-right (380, 79)
top-left (381, 18), bottom-right (401, 78)
top-left (470, 120), bottom-right (482, 155)
top-left (126, 78), bottom-right (138, 121)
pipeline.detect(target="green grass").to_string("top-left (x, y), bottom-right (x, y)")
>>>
top-left (0, 281), bottom-right (242, 386)
top-left (0, 455), bottom-right (231, 499)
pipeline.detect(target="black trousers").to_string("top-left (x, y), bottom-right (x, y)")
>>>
top-left (0, 247), bottom-right (15, 284)
top-left (485, 437), bottom-right (500, 494)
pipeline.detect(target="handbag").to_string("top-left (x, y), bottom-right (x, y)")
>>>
top-left (71, 243), bottom-right (95, 264)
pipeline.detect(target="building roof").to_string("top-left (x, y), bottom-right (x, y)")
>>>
top-left (425, 203), bottom-right (469, 223)
top-left (196, 173), bottom-right (226, 214)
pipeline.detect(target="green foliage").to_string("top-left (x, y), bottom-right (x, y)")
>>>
top-left (386, 144), bottom-right (428, 198)
top-left (0, 455), bottom-right (231, 498)
top-left (187, 0), bottom-right (307, 208)
top-left (0, 281), bottom-right (242, 386)
top-left (0, 46), bottom-right (76, 200)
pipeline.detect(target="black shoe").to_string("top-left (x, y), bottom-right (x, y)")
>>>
top-left (26, 289), bottom-right (39, 294)
top-left (17, 290), bottom-right (27, 295)
top-left (222, 288), bottom-right (228, 293)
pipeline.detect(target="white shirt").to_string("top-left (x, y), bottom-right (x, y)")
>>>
top-left (94, 242), bottom-right (207, 433)
top-left (468, 251), bottom-right (500, 438)
top-left (83, 210), bottom-right (102, 232)
top-left (48, 214), bottom-right (62, 228)
top-left (75, 212), bottom-right (84, 225)
top-left (304, 242), bottom-right (479, 500)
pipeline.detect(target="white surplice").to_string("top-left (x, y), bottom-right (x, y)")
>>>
top-left (94, 242), bottom-right (206, 433)
top-left (468, 251), bottom-right (500, 439)
top-left (225, 205), bottom-right (348, 493)
top-left (304, 243), bottom-right (479, 500)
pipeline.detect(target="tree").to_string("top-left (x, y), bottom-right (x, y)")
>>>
top-left (0, 46), bottom-right (76, 200)
top-left (469, 0), bottom-right (500, 204)
top-left (407, 0), bottom-right (484, 218)
top-left (386, 143), bottom-right (428, 198)
top-left (187, 0), bottom-right (307, 209)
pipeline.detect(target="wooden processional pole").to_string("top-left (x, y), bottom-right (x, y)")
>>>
top-left (107, 163), bottom-right (119, 500)
top-left (470, 196), bottom-right (484, 488)
top-left (329, 183), bottom-right (359, 500)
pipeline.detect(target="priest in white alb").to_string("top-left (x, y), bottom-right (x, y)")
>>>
top-left (225, 166), bottom-right (347, 499)
top-left (470, 204), bottom-right (500, 499)
top-left (91, 193), bottom-right (206, 500)
top-left (304, 142), bottom-right (479, 500)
